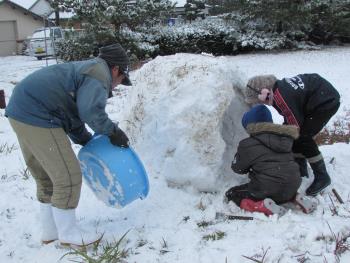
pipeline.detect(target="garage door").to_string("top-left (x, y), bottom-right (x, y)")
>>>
top-left (0, 21), bottom-right (17, 56)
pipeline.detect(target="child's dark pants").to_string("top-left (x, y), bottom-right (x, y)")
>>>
top-left (292, 100), bottom-right (340, 159)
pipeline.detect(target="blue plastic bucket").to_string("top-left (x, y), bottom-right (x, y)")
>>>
top-left (78, 135), bottom-right (149, 208)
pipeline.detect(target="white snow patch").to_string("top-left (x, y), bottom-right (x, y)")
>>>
top-left (1, 48), bottom-right (350, 262)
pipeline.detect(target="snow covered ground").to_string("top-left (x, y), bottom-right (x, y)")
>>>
top-left (1, 47), bottom-right (350, 263)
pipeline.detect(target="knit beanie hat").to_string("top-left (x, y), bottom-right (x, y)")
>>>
top-left (98, 43), bottom-right (132, 86)
top-left (241, 104), bottom-right (273, 129)
top-left (245, 75), bottom-right (277, 104)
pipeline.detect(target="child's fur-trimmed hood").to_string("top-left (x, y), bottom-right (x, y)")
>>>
top-left (246, 122), bottom-right (299, 139)
top-left (245, 122), bottom-right (299, 153)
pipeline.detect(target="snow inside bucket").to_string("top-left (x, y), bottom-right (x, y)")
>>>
top-left (78, 134), bottom-right (149, 208)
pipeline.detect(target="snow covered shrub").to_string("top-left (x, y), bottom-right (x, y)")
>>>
top-left (55, 0), bottom-right (174, 61)
top-left (56, 24), bottom-right (116, 61)
top-left (237, 31), bottom-right (294, 52)
top-left (57, 0), bottom-right (174, 30)
top-left (56, 27), bottom-right (155, 63)
top-left (224, 0), bottom-right (350, 45)
top-left (145, 23), bottom-right (212, 55)
top-left (315, 109), bottom-right (350, 145)
top-left (56, 0), bottom-right (348, 62)
top-left (137, 20), bottom-right (300, 56)
top-left (117, 29), bottom-right (159, 59)
top-left (56, 38), bottom-right (96, 61)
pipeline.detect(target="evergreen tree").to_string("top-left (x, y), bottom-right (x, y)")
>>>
top-left (54, 0), bottom-right (175, 60)
top-left (184, 0), bottom-right (206, 22)
top-left (231, 0), bottom-right (350, 41)
top-left (54, 0), bottom-right (174, 31)
top-left (229, 0), bottom-right (312, 33)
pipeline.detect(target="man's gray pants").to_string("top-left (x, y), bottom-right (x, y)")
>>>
top-left (9, 118), bottom-right (82, 209)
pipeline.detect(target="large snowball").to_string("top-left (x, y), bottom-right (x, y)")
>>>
top-left (118, 54), bottom-right (249, 192)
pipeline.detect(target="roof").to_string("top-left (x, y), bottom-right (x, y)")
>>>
top-left (172, 0), bottom-right (187, 7)
top-left (0, 0), bottom-right (44, 21)
top-left (9, 0), bottom-right (35, 9)
top-left (28, 0), bottom-right (41, 10)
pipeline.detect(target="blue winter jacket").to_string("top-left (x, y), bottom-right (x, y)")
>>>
top-left (5, 58), bottom-right (116, 145)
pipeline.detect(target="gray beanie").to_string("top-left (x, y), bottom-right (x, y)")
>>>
top-left (98, 43), bottom-right (132, 86)
top-left (245, 75), bottom-right (277, 104)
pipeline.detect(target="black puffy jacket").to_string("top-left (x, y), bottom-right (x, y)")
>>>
top-left (232, 123), bottom-right (301, 203)
top-left (273, 73), bottom-right (340, 128)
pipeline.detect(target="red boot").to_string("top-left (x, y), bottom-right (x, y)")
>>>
top-left (240, 198), bottom-right (286, 216)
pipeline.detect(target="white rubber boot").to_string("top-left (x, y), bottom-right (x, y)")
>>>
top-left (52, 207), bottom-right (101, 247)
top-left (40, 203), bottom-right (58, 244)
top-left (294, 193), bottom-right (318, 214)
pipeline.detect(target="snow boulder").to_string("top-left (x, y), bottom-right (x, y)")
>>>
top-left (119, 53), bottom-right (249, 192)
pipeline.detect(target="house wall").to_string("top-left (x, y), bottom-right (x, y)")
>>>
top-left (0, 3), bottom-right (43, 55)
top-left (0, 20), bottom-right (16, 56)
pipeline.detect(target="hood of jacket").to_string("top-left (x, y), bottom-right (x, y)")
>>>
top-left (81, 58), bottom-right (113, 97)
top-left (245, 122), bottom-right (299, 153)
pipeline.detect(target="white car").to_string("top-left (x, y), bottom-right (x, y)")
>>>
top-left (29, 27), bottom-right (64, 60)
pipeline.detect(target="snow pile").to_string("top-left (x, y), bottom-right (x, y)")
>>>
top-left (2, 48), bottom-right (350, 263)
top-left (117, 54), bottom-right (249, 191)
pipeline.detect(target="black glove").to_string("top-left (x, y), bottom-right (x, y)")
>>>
top-left (79, 138), bottom-right (90, 147)
top-left (109, 127), bottom-right (129, 148)
top-left (79, 132), bottom-right (92, 146)
top-left (68, 129), bottom-right (92, 147)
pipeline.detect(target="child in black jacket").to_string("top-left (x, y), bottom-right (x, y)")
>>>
top-left (225, 105), bottom-right (316, 216)
top-left (244, 74), bottom-right (340, 196)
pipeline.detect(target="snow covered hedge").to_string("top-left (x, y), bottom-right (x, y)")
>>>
top-left (141, 20), bottom-right (301, 56)
top-left (56, 0), bottom-right (350, 61)
top-left (57, 20), bottom-right (300, 62)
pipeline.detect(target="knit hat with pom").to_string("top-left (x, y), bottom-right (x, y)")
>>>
top-left (241, 104), bottom-right (273, 129)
